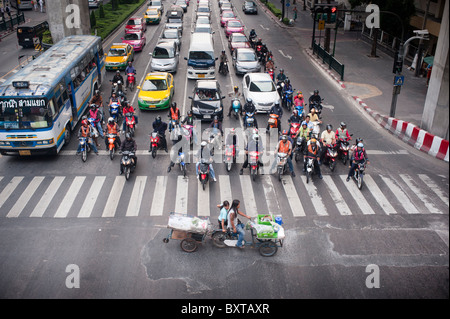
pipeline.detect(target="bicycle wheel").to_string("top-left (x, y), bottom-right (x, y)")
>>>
top-left (181, 238), bottom-right (198, 253)
top-left (259, 242), bottom-right (278, 257)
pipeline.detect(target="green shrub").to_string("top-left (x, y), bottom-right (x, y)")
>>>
top-left (266, 2), bottom-right (282, 18)
top-left (99, 4), bottom-right (105, 18)
top-left (41, 30), bottom-right (53, 44)
top-left (90, 11), bottom-right (96, 28)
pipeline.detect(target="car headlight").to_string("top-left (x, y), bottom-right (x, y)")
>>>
top-left (192, 107), bottom-right (200, 113)
top-left (138, 97), bottom-right (144, 104)
top-left (214, 106), bottom-right (222, 112)
top-left (161, 96), bottom-right (170, 103)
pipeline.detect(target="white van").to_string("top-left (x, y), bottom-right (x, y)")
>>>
top-left (184, 32), bottom-right (217, 79)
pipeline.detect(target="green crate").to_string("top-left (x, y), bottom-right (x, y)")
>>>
top-left (257, 214), bottom-right (274, 226)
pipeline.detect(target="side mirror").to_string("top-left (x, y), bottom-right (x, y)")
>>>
top-left (222, 96), bottom-right (226, 99)
top-left (188, 96), bottom-right (193, 99)
top-left (137, 86), bottom-right (141, 90)
top-left (121, 37), bottom-right (124, 40)
top-left (149, 53), bottom-right (153, 56)
top-left (184, 57), bottom-right (188, 60)
top-left (215, 57), bottom-right (218, 61)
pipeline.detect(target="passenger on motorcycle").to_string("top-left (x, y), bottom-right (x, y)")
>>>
top-left (266, 100), bottom-right (283, 133)
top-left (282, 78), bottom-right (293, 94)
top-left (265, 56), bottom-right (274, 71)
top-left (219, 50), bottom-right (228, 74)
top-left (227, 199), bottom-right (251, 249)
top-left (151, 116), bottom-right (168, 152)
top-left (217, 200), bottom-right (230, 232)
top-left (303, 136), bottom-right (322, 178)
top-left (272, 133), bottom-right (295, 177)
top-left (122, 102), bottom-right (138, 132)
top-left (307, 107), bottom-right (322, 124)
top-left (243, 98), bottom-right (258, 128)
top-left (89, 104), bottom-right (104, 138)
top-left (239, 133), bottom-right (264, 175)
top-left (168, 102), bottom-right (180, 132)
top-left (76, 119), bottom-right (98, 155)
top-left (119, 133), bottom-right (137, 174)
top-left (346, 143), bottom-right (369, 182)
top-left (320, 124), bottom-right (336, 163)
top-left (196, 140), bottom-right (217, 182)
top-left (104, 117), bottom-right (121, 149)
top-left (90, 90), bottom-right (104, 119)
top-left (227, 86), bottom-right (242, 117)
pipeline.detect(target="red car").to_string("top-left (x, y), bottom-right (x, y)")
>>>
top-left (220, 10), bottom-right (236, 27)
top-left (225, 19), bottom-right (244, 38)
top-left (121, 31), bottom-right (146, 52)
top-left (125, 17), bottom-right (147, 34)
top-left (228, 32), bottom-right (250, 53)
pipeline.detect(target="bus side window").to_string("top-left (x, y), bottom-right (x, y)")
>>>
top-left (48, 99), bottom-right (57, 120)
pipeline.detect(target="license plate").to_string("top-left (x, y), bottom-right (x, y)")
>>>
top-left (19, 150), bottom-right (31, 156)
top-left (24, 38), bottom-right (30, 41)
top-left (198, 74), bottom-right (205, 78)
top-left (149, 105), bottom-right (156, 108)
top-left (112, 67), bottom-right (118, 69)
top-left (203, 114), bottom-right (211, 119)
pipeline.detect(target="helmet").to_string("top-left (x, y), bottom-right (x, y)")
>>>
top-left (293, 110), bottom-right (298, 115)
top-left (274, 100), bottom-right (280, 106)
top-left (285, 78), bottom-right (290, 84)
top-left (213, 115), bottom-right (219, 121)
top-left (314, 89), bottom-right (319, 94)
top-left (340, 122), bottom-right (346, 128)
top-left (246, 97), bottom-right (252, 103)
top-left (108, 117), bottom-right (114, 123)
top-left (95, 90), bottom-right (100, 95)
top-left (171, 102), bottom-right (177, 108)
top-left (201, 141), bottom-right (207, 148)
top-left (252, 134), bottom-right (259, 142)
top-left (280, 68), bottom-right (284, 73)
top-left (356, 138), bottom-right (363, 144)
top-left (301, 121), bottom-right (307, 126)
top-left (222, 50), bottom-right (225, 54)
top-left (234, 86), bottom-right (238, 92)
top-left (229, 127), bottom-right (236, 135)
top-left (187, 110), bottom-right (193, 116)
top-left (282, 129), bottom-right (288, 136)
top-left (90, 103), bottom-right (97, 109)
top-left (116, 70), bottom-right (120, 73)
top-left (125, 132), bottom-right (132, 140)
top-left (82, 119), bottom-right (88, 126)
top-left (326, 124), bottom-right (332, 131)
top-left (310, 107), bottom-right (316, 112)
top-left (268, 57), bottom-right (272, 61)
top-left (357, 143), bottom-right (364, 148)
top-left (281, 135), bottom-right (287, 141)
top-left (156, 116), bottom-right (161, 122)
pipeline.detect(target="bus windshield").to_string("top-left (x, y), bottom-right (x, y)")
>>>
top-left (0, 98), bottom-right (51, 129)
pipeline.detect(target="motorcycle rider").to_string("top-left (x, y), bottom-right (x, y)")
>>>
top-left (209, 115), bottom-right (223, 135)
top-left (119, 132), bottom-right (137, 174)
top-left (242, 97), bottom-right (258, 128)
top-left (266, 100), bottom-right (283, 134)
top-left (335, 122), bottom-right (352, 144)
top-left (151, 116), bottom-right (168, 153)
top-left (196, 140), bottom-right (217, 182)
top-left (346, 142), bottom-right (370, 182)
top-left (90, 90), bottom-right (104, 120)
top-left (265, 56), bottom-right (274, 73)
top-left (294, 91), bottom-right (305, 110)
top-left (303, 135), bottom-right (322, 179)
top-left (308, 89), bottom-right (322, 113)
top-left (296, 121), bottom-right (310, 151)
top-left (272, 133), bottom-right (295, 177)
top-left (168, 102), bottom-right (180, 132)
top-left (122, 101), bottom-right (138, 132)
top-left (112, 70), bottom-right (124, 85)
top-left (124, 62), bottom-right (136, 89)
top-left (104, 117), bottom-right (121, 149)
top-left (76, 119), bottom-right (98, 155)
top-left (219, 50), bottom-right (228, 74)
top-left (276, 68), bottom-right (287, 82)
top-left (308, 107), bottom-right (322, 124)
top-left (88, 104), bottom-right (104, 139)
top-left (288, 109), bottom-right (302, 124)
top-left (227, 86), bottom-right (241, 117)
top-left (249, 28), bottom-right (257, 42)
top-left (239, 132), bottom-right (264, 175)
top-left (259, 43), bottom-right (268, 63)
top-left (320, 124), bottom-right (337, 164)
top-left (181, 110), bottom-right (197, 144)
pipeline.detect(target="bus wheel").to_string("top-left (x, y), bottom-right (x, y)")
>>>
top-left (64, 125), bottom-right (71, 146)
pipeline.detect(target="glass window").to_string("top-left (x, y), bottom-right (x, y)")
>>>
top-left (250, 81), bottom-right (275, 92)
top-left (142, 79), bottom-right (168, 91)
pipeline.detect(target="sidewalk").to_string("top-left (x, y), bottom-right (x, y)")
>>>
top-left (256, 0), bottom-right (448, 162)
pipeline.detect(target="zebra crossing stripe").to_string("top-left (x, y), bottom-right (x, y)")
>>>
top-left (281, 175), bottom-right (306, 217)
top-left (418, 174), bottom-right (449, 207)
top-left (102, 176), bottom-right (125, 218)
top-left (197, 178), bottom-right (210, 217)
top-left (54, 176), bottom-right (86, 218)
top-left (78, 176), bottom-right (106, 218)
top-left (150, 176), bottom-right (167, 216)
top-left (0, 176), bottom-right (24, 210)
top-left (340, 175), bottom-right (376, 215)
top-left (261, 175), bottom-right (281, 215)
top-left (175, 175), bottom-right (189, 214)
top-left (31, 176), bottom-right (66, 218)
top-left (322, 175), bottom-right (352, 216)
top-left (218, 175), bottom-right (232, 205)
top-left (7, 176), bottom-right (45, 218)
top-left (364, 175), bottom-right (397, 215)
top-left (399, 174), bottom-right (442, 214)
top-left (239, 175), bottom-right (258, 217)
top-left (380, 175), bottom-right (420, 214)
top-left (301, 176), bottom-right (328, 216)
top-left (126, 176), bottom-right (147, 217)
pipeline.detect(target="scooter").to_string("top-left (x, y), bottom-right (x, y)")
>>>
top-left (267, 113), bottom-right (279, 135)
top-left (324, 143), bottom-right (338, 172)
top-left (305, 156), bottom-right (315, 184)
top-left (219, 61), bottom-right (229, 75)
top-left (288, 122), bottom-right (301, 141)
top-left (176, 151), bottom-right (187, 177)
top-left (352, 160), bottom-right (367, 190)
top-left (149, 131), bottom-right (164, 158)
top-left (126, 72), bottom-right (136, 91)
top-left (276, 81), bottom-right (285, 98)
top-left (282, 89), bottom-right (294, 111)
top-left (107, 133), bottom-right (119, 160)
top-left (267, 68), bottom-right (274, 81)
top-left (309, 98), bottom-right (324, 118)
top-left (338, 135), bottom-right (353, 165)
top-left (87, 117), bottom-right (100, 146)
top-left (294, 136), bottom-right (306, 162)
top-left (276, 152), bottom-right (288, 182)
top-left (248, 150), bottom-right (261, 181)
top-left (224, 144), bottom-right (236, 172)
top-left (109, 102), bottom-right (121, 123)
top-left (231, 97), bottom-right (241, 119)
top-left (120, 150), bottom-right (136, 181)
top-left (78, 137), bottom-right (91, 162)
top-left (124, 112), bottom-right (136, 137)
top-left (244, 112), bottom-right (256, 129)
top-left (198, 158), bottom-right (210, 191)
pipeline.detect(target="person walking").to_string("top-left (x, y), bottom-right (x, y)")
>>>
top-left (39, 0), bottom-right (45, 13)
top-left (0, 7), bottom-right (5, 22)
top-left (33, 0), bottom-right (38, 11)
top-left (293, 6), bottom-right (298, 21)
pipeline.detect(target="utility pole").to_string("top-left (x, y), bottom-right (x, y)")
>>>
top-left (415, 0), bottom-right (431, 77)
top-left (324, 0), bottom-right (331, 52)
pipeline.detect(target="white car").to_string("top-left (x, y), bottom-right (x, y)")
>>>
top-left (242, 72), bottom-right (280, 113)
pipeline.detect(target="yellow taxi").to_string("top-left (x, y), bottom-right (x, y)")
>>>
top-left (137, 72), bottom-right (174, 110)
top-left (144, 8), bottom-right (161, 24)
top-left (105, 43), bottom-right (134, 71)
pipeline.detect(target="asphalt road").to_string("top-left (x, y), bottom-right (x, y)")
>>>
top-left (0, 0), bottom-right (448, 301)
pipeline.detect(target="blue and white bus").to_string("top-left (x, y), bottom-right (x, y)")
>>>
top-left (0, 35), bottom-right (105, 156)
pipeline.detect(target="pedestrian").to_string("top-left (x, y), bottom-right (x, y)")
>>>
top-left (293, 6), bottom-right (298, 21)
top-left (33, 0), bottom-right (38, 11)
top-left (5, 4), bottom-right (12, 21)
top-left (0, 7), bottom-right (4, 22)
top-left (426, 64), bottom-right (432, 87)
top-left (39, 0), bottom-right (45, 13)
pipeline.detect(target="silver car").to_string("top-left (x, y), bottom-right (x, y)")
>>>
top-left (232, 48), bottom-right (261, 75)
top-left (159, 28), bottom-right (181, 50)
top-left (150, 42), bottom-right (179, 73)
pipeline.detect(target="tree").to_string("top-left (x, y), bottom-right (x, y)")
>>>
top-left (90, 10), bottom-right (96, 28)
top-left (99, 4), bottom-right (105, 19)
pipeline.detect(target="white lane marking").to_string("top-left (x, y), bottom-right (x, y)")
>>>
top-left (126, 176), bottom-right (147, 217)
top-left (364, 175), bottom-right (397, 215)
top-left (175, 175), bottom-right (189, 214)
top-left (400, 174), bottom-right (442, 214)
top-left (54, 176), bottom-right (86, 218)
top-left (102, 176), bottom-right (126, 217)
top-left (301, 175), bottom-right (328, 216)
top-left (0, 176), bottom-right (24, 210)
top-left (282, 175), bottom-right (306, 217)
top-left (7, 176), bottom-right (44, 218)
top-left (380, 175), bottom-right (420, 214)
top-left (340, 175), bottom-right (376, 215)
top-left (197, 178), bottom-right (210, 216)
top-left (31, 176), bottom-right (65, 217)
top-left (150, 175), bottom-right (167, 216)
top-left (323, 175), bottom-right (352, 215)
top-left (239, 175), bottom-right (258, 217)
top-left (78, 176), bottom-right (106, 218)
top-left (418, 174), bottom-right (449, 207)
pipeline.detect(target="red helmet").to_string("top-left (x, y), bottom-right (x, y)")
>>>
top-left (82, 119), bottom-right (88, 126)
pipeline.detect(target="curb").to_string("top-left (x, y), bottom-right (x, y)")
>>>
top-left (305, 49), bottom-right (346, 88)
top-left (353, 96), bottom-right (449, 162)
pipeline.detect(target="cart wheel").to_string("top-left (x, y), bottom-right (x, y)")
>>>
top-left (259, 242), bottom-right (278, 257)
top-left (181, 238), bottom-right (198, 252)
top-left (163, 238), bottom-right (169, 243)
top-left (212, 231), bottom-right (227, 248)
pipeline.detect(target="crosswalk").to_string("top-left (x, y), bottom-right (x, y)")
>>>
top-left (0, 172), bottom-right (448, 219)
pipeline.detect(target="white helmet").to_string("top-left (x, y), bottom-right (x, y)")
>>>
top-left (108, 117), bottom-right (114, 123)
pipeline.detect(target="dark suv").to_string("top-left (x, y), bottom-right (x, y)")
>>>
top-left (189, 80), bottom-right (225, 121)
top-left (242, 1), bottom-right (258, 14)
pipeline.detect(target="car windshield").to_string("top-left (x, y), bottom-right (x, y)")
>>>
top-left (189, 51), bottom-right (214, 60)
top-left (147, 9), bottom-right (159, 15)
top-left (0, 98), bottom-right (51, 129)
top-left (198, 7), bottom-right (209, 12)
top-left (195, 26), bottom-right (211, 33)
top-left (127, 19), bottom-right (141, 25)
top-left (124, 33), bottom-right (141, 40)
top-left (163, 30), bottom-right (178, 38)
top-left (237, 51), bottom-right (256, 61)
top-left (196, 17), bottom-right (210, 24)
top-left (245, 2), bottom-right (255, 6)
top-left (249, 81), bottom-right (275, 92)
top-left (222, 12), bottom-right (234, 18)
top-left (153, 47), bottom-right (175, 58)
top-left (232, 34), bottom-right (247, 42)
top-left (168, 18), bottom-right (182, 23)
top-left (228, 21), bottom-right (242, 27)
top-left (142, 79), bottom-right (167, 91)
top-left (108, 48), bottom-right (127, 56)
top-left (195, 88), bottom-right (219, 100)
top-left (149, 1), bottom-right (161, 5)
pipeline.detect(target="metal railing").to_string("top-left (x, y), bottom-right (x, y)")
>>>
top-left (0, 12), bottom-right (25, 32)
top-left (312, 41), bottom-right (345, 80)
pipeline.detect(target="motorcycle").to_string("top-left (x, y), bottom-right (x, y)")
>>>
top-left (107, 133), bottom-right (119, 160)
top-left (282, 89), bottom-right (294, 111)
top-left (276, 81), bottom-right (285, 98)
top-left (324, 143), bottom-right (338, 172)
top-left (276, 152), bottom-right (288, 182)
top-left (288, 122), bottom-right (301, 141)
top-left (267, 113), bottom-right (279, 135)
top-left (87, 117), bottom-right (100, 146)
top-left (124, 112), bottom-right (136, 137)
top-left (250, 37), bottom-right (257, 49)
top-left (149, 131), bottom-right (164, 158)
top-left (109, 102), bottom-right (121, 123)
top-left (198, 158), bottom-right (211, 191)
top-left (126, 72), bottom-right (136, 91)
top-left (310, 121), bottom-right (321, 139)
top-left (352, 160), bottom-right (367, 190)
top-left (224, 144), bottom-right (236, 172)
top-left (294, 102), bottom-right (305, 119)
top-left (176, 150), bottom-right (187, 177)
top-left (120, 150), bottom-right (136, 181)
top-left (248, 150), bottom-right (261, 181)
top-left (294, 136), bottom-right (306, 162)
top-left (337, 135), bottom-right (353, 165)
top-left (219, 61), bottom-right (229, 75)
top-left (309, 98), bottom-right (324, 118)
top-left (244, 112), bottom-right (256, 129)
top-left (231, 97), bottom-right (241, 119)
top-left (305, 156), bottom-right (315, 184)
top-left (267, 68), bottom-right (275, 81)
top-left (78, 137), bottom-right (91, 162)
